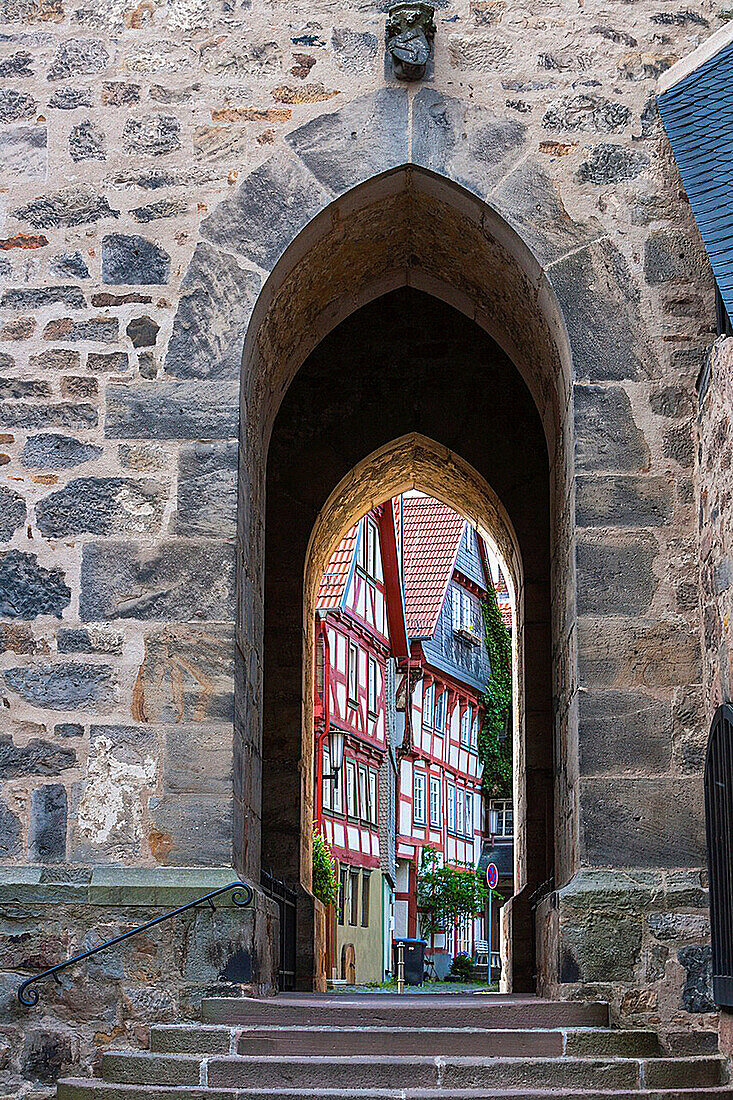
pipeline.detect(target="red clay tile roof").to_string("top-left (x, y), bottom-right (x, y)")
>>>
top-left (402, 496), bottom-right (465, 637)
top-left (317, 524), bottom-right (358, 610)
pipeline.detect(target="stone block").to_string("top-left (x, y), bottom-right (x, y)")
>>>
top-left (678, 945), bottom-right (714, 1012)
top-left (165, 243), bottom-right (260, 380)
top-left (0, 796), bottom-right (21, 857)
top-left (133, 623), bottom-right (235, 723)
top-left (0, 401), bottom-right (97, 431)
top-left (13, 186), bottom-right (119, 229)
top-left (105, 380), bottom-right (239, 439)
top-left (201, 153), bottom-right (330, 270)
top-left (577, 142), bottom-right (649, 184)
top-left (35, 477), bottom-right (164, 537)
top-left (0, 549), bottom-right (70, 619)
top-left (0, 735), bottom-right (76, 777)
top-left (55, 722), bottom-right (83, 737)
top-left (88, 351), bottom-right (129, 372)
top-left (131, 198), bottom-right (188, 223)
top-left (47, 37), bottom-right (109, 81)
top-left (80, 541), bottom-right (235, 621)
top-left (543, 92), bottom-right (631, 133)
top-left (0, 485), bottom-right (25, 541)
top-left (102, 234), bottom-right (170, 285)
top-left (28, 784), bottom-right (67, 863)
top-left (580, 777), bottom-right (705, 866)
top-left (43, 316), bottom-right (118, 341)
top-left (148, 795), bottom-right (233, 865)
top-left (575, 385), bottom-right (650, 470)
top-left (647, 912), bottom-right (709, 941)
top-left (491, 160), bottom-right (590, 266)
top-left (644, 229), bottom-right (705, 285)
top-left (48, 87), bottom-right (93, 110)
top-left (21, 433), bottom-right (103, 468)
top-left (69, 119), bottom-right (106, 162)
top-left (21, 1026), bottom-right (76, 1082)
top-left (176, 442), bottom-right (237, 536)
top-left (29, 349), bottom-right (81, 371)
top-left (561, 909), bottom-right (642, 982)
top-left (0, 124), bottom-right (47, 178)
top-left (3, 662), bottom-right (116, 711)
top-left (126, 316), bottom-right (159, 347)
top-left (0, 88), bottom-right (36, 122)
top-left (122, 114), bottom-right (181, 156)
top-left (287, 88), bottom-right (408, 195)
top-left (50, 251), bottom-right (90, 280)
top-left (579, 689), bottom-right (671, 774)
top-left (57, 627), bottom-right (123, 655)
top-left (577, 534), bottom-right (658, 615)
top-left (163, 724), bottom-right (233, 796)
top-left (576, 475), bottom-right (674, 527)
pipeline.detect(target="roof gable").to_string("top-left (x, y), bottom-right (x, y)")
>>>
top-left (402, 495), bottom-right (465, 637)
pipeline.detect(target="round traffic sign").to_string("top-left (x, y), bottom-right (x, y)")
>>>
top-left (486, 863), bottom-right (499, 890)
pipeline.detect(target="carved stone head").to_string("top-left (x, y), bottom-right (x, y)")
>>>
top-left (386, 1), bottom-right (436, 82)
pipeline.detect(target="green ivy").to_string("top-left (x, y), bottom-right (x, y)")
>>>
top-left (417, 846), bottom-right (489, 934)
top-left (312, 829), bottom-right (339, 907)
top-left (478, 585), bottom-right (513, 799)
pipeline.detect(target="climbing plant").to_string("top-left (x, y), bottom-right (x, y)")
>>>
top-left (312, 829), bottom-right (339, 907)
top-left (478, 585), bottom-right (513, 799)
top-left (417, 847), bottom-right (489, 934)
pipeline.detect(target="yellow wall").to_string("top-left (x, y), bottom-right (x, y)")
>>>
top-left (336, 868), bottom-right (385, 985)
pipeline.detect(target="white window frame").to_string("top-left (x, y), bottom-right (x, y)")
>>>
top-left (322, 743), bottom-right (332, 812)
top-left (358, 763), bottom-right (369, 825)
top-left (460, 706), bottom-right (471, 747)
top-left (368, 768), bottom-right (378, 827)
top-left (456, 786), bottom-right (465, 835)
top-left (471, 711), bottom-right (479, 751)
top-left (429, 775), bottom-right (441, 828)
top-left (332, 755), bottom-right (344, 815)
top-left (434, 689), bottom-right (446, 733)
top-left (345, 759), bottom-right (358, 820)
top-left (422, 683), bottom-right (434, 729)
top-left (348, 641), bottom-right (359, 706)
top-left (465, 790), bottom-right (474, 837)
top-left (367, 655), bottom-right (379, 717)
top-left (447, 782), bottom-right (456, 834)
top-left (490, 798), bottom-right (513, 839)
top-left (413, 772), bottom-right (427, 826)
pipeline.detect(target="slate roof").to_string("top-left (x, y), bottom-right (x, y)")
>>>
top-left (657, 28), bottom-right (733, 320)
top-left (402, 495), bottom-right (465, 638)
top-left (477, 839), bottom-right (514, 878)
top-left (317, 524), bottom-right (358, 611)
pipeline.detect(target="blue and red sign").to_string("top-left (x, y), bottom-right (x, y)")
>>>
top-left (486, 863), bottom-right (499, 890)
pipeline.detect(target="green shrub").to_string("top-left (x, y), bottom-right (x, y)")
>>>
top-left (417, 847), bottom-right (488, 935)
top-left (449, 953), bottom-right (475, 980)
top-left (479, 586), bottom-right (513, 799)
top-left (312, 829), bottom-right (338, 907)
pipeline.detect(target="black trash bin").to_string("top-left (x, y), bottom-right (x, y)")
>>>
top-left (392, 938), bottom-right (427, 985)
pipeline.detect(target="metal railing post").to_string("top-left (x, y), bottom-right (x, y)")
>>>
top-left (396, 941), bottom-right (405, 994)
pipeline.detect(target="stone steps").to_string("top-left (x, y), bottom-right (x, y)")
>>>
top-left (56, 1085), bottom-right (733, 1100)
top-left (149, 1024), bottom-right (663, 1058)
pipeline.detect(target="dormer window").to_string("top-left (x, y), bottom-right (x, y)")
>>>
top-left (452, 584), bottom-right (479, 644)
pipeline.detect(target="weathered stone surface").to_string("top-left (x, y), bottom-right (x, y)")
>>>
top-left (577, 143), bottom-right (649, 184)
top-left (47, 38), bottom-right (109, 81)
top-left (57, 627), bottom-right (123, 655)
top-left (561, 910), bottom-right (642, 982)
top-left (29, 784), bottom-right (67, 863)
top-left (147, 795), bottom-right (232, 866)
top-left (0, 796), bottom-right (21, 857)
top-left (543, 93), bottom-right (631, 133)
top-left (122, 114), bottom-right (181, 156)
top-left (678, 945), bottom-right (714, 1012)
top-left (647, 912), bottom-right (709, 941)
top-left (50, 252), bottom-right (90, 280)
top-left (61, 375), bottom-right (98, 400)
top-left (0, 51), bottom-right (33, 77)
top-left (576, 476), bottom-right (674, 527)
top-left (163, 724), bottom-right (232, 794)
top-left (35, 477), bottom-right (164, 537)
top-left (138, 352), bottom-right (158, 378)
top-left (331, 27), bottom-right (378, 73)
top-left (4, 662), bottom-right (115, 711)
top-left (201, 155), bottom-right (329, 269)
top-left (0, 485), bottom-right (26, 541)
top-left (0, 735), bottom-right (76, 777)
top-left (577, 535), bottom-right (658, 615)
top-left (581, 777), bottom-right (706, 866)
top-left (575, 385), bottom-right (650, 470)
top-left (0, 550), bottom-right (70, 618)
top-left (579, 616), bottom-right (701, 689)
top-left (131, 198), bottom-right (187, 223)
top-left (88, 351), bottom-right (128, 373)
top-left (29, 349), bottom-right (81, 371)
top-left (0, 622), bottom-right (36, 653)
top-left (0, 402), bottom-right (97, 429)
top-left (0, 124), bottom-right (47, 178)
top-left (55, 722), bottom-right (83, 738)
top-left (13, 187), bottom-right (119, 228)
top-left (101, 234), bottom-right (170, 285)
top-left (22, 433), bottom-right (102, 468)
top-left (166, 243), bottom-right (260, 380)
top-left (663, 424), bottom-right (694, 467)
top-left (176, 442), bottom-right (237, 536)
top-left (69, 119), bottom-right (106, 162)
top-left (126, 316), bottom-right (159, 347)
top-left (80, 541), bottom-right (235, 621)
top-left (644, 229), bottom-right (705, 285)
top-left (287, 89), bottom-right (408, 195)
top-left (48, 87), bottom-right (93, 110)
top-left (0, 377), bottom-right (50, 398)
top-left (105, 380), bottom-right (239, 439)
top-left (21, 1027), bottom-right (75, 1082)
top-left (0, 88), bottom-right (36, 122)
top-left (43, 316), bottom-right (118, 341)
top-left (102, 81), bottom-right (140, 106)
top-left (579, 690), bottom-right (672, 774)
top-left (1, 285), bottom-right (85, 310)
top-left (491, 160), bottom-right (588, 265)
top-left (132, 623), bottom-right (235, 723)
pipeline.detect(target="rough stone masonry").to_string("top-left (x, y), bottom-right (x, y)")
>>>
top-left (0, 0), bottom-right (728, 1091)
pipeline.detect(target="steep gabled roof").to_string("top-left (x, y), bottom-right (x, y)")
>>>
top-left (402, 495), bottom-right (465, 638)
top-left (316, 524), bottom-right (358, 610)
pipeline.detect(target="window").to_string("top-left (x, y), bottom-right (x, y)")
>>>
top-left (490, 799), bottom-right (513, 839)
top-left (368, 655), bottom-right (379, 716)
top-left (348, 870), bottom-right (359, 925)
top-left (357, 518), bottom-right (380, 581)
top-left (332, 760), bottom-right (344, 815)
top-left (453, 585), bottom-right (477, 638)
top-left (361, 870), bottom-right (370, 927)
top-left (456, 787), bottom-right (465, 835)
top-left (429, 775), bottom-right (441, 828)
top-left (368, 768), bottom-right (378, 827)
top-left (447, 783), bottom-right (456, 833)
top-left (358, 764), bottom-right (369, 824)
top-left (434, 690), bottom-right (446, 732)
top-left (338, 865), bottom-right (348, 925)
top-left (413, 772), bottom-right (427, 825)
top-left (471, 711), bottom-right (479, 751)
top-left (423, 683), bottom-right (434, 728)
top-left (460, 706), bottom-right (472, 747)
top-left (345, 759), bottom-right (358, 819)
top-left (465, 791), bottom-right (474, 837)
top-left (348, 641), bottom-right (359, 706)
top-left (316, 635), bottom-right (325, 698)
top-left (322, 743), bottom-right (332, 812)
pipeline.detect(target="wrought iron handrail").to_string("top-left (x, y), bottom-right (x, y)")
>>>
top-left (17, 879), bottom-right (253, 1007)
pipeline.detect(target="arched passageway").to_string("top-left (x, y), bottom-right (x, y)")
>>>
top-left (262, 288), bottom-right (553, 990)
